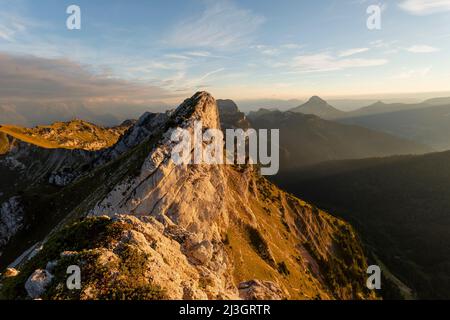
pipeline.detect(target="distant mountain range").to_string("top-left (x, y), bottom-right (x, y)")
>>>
top-left (233, 99), bottom-right (304, 113)
top-left (230, 96), bottom-right (449, 114)
top-left (339, 104), bottom-right (450, 150)
top-left (290, 96), bottom-right (450, 120)
top-left (0, 101), bottom-right (169, 128)
top-left (246, 109), bottom-right (430, 170)
top-left (284, 96), bottom-right (450, 151)
top-left (423, 97), bottom-right (450, 106)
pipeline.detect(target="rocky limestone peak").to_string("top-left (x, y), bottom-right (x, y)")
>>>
top-left (217, 99), bottom-right (251, 130)
top-left (88, 90), bottom-right (226, 239)
top-left (172, 91), bottom-right (221, 130)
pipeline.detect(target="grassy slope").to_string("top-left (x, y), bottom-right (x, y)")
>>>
top-left (0, 132), bottom-right (9, 155)
top-left (224, 169), bottom-right (374, 300)
top-left (0, 126), bottom-right (62, 149)
top-left (0, 121), bottom-right (125, 151)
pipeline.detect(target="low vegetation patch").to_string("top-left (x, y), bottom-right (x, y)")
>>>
top-left (0, 217), bottom-right (166, 300)
top-left (244, 224), bottom-right (275, 266)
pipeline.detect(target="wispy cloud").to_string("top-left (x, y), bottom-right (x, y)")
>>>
top-left (197, 67), bottom-right (225, 82)
top-left (399, 0), bottom-right (450, 15)
top-left (406, 45), bottom-right (440, 53)
top-left (164, 54), bottom-right (191, 60)
top-left (338, 47), bottom-right (370, 57)
top-left (0, 13), bottom-right (28, 42)
top-left (0, 29), bottom-right (12, 41)
top-left (251, 45), bottom-right (280, 56)
top-left (290, 52), bottom-right (388, 73)
top-left (161, 67), bottom-right (225, 92)
top-left (0, 53), bottom-right (172, 103)
top-left (167, 0), bottom-right (265, 49)
top-left (185, 51), bottom-right (211, 57)
top-left (281, 43), bottom-right (304, 50)
top-left (392, 66), bottom-right (432, 79)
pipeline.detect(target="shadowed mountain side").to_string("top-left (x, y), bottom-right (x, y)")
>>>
top-left (247, 110), bottom-right (430, 170)
top-left (272, 150), bottom-right (450, 299)
top-left (217, 99), bottom-right (251, 129)
top-left (339, 104), bottom-right (450, 150)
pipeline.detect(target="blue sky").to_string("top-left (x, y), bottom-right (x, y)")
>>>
top-left (1, 0), bottom-right (450, 104)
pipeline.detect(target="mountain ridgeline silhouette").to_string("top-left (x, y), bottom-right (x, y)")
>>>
top-left (246, 109), bottom-right (429, 171)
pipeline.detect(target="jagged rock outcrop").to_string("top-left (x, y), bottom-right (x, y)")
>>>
top-left (0, 197), bottom-right (24, 255)
top-left (0, 92), bottom-right (375, 300)
top-left (89, 112), bottom-right (168, 168)
top-left (25, 269), bottom-right (54, 299)
top-left (0, 134), bottom-right (96, 187)
top-left (3, 268), bottom-right (19, 278)
top-left (238, 280), bottom-right (284, 300)
top-left (217, 99), bottom-right (251, 129)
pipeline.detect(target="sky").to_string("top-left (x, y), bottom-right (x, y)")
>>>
top-left (1, 0), bottom-right (450, 107)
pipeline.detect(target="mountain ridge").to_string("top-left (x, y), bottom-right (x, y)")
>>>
top-left (0, 92), bottom-right (375, 300)
top-left (338, 103), bottom-right (450, 150)
top-left (247, 108), bottom-right (430, 170)
top-left (0, 120), bottom-right (131, 152)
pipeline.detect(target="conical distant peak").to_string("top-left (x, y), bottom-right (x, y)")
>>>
top-left (307, 96), bottom-right (327, 104)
